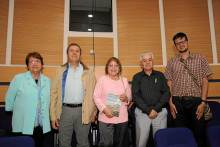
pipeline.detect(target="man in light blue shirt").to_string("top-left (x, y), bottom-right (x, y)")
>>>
top-left (50, 43), bottom-right (97, 147)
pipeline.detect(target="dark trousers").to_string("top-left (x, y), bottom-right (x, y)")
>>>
top-left (33, 126), bottom-right (44, 147)
top-left (172, 97), bottom-right (206, 147)
top-left (99, 121), bottom-right (128, 147)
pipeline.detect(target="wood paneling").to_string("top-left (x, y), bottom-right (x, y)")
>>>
top-left (11, 0), bottom-right (64, 66)
top-left (213, 0), bottom-right (220, 63)
top-left (68, 37), bottom-right (114, 66)
top-left (1, 66), bottom-right (220, 102)
top-left (0, 0), bottom-right (9, 64)
top-left (0, 66), bottom-right (57, 82)
top-left (164, 0), bottom-right (213, 63)
top-left (0, 66), bottom-right (57, 103)
top-left (0, 86), bottom-right (8, 103)
top-left (117, 0), bottom-right (163, 66)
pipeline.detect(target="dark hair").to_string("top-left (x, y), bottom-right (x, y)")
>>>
top-left (105, 57), bottom-right (122, 75)
top-left (173, 32), bottom-right (188, 45)
top-left (25, 52), bottom-right (44, 70)
top-left (66, 43), bottom-right (82, 55)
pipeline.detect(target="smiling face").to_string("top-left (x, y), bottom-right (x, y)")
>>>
top-left (107, 60), bottom-right (120, 77)
top-left (28, 56), bottom-right (42, 73)
top-left (67, 45), bottom-right (81, 63)
top-left (141, 53), bottom-right (153, 72)
top-left (174, 37), bottom-right (189, 53)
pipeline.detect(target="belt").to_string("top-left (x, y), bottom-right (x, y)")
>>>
top-left (63, 103), bottom-right (82, 108)
top-left (173, 96), bottom-right (200, 100)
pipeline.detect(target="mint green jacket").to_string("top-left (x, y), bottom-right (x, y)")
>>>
top-left (5, 71), bottom-right (51, 135)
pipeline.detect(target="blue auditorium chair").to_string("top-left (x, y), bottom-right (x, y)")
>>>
top-left (0, 136), bottom-right (35, 147)
top-left (0, 107), bottom-right (12, 137)
top-left (155, 127), bottom-right (197, 147)
top-left (206, 101), bottom-right (220, 127)
top-left (207, 126), bottom-right (220, 147)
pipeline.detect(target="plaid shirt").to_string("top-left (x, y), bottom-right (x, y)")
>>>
top-left (164, 53), bottom-right (213, 97)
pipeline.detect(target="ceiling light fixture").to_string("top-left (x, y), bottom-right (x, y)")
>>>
top-left (88, 14), bottom-right (93, 18)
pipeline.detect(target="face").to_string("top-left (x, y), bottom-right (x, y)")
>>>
top-left (67, 45), bottom-right (81, 63)
top-left (28, 57), bottom-right (42, 73)
top-left (141, 54), bottom-right (153, 71)
top-left (108, 60), bottom-right (119, 77)
top-left (174, 37), bottom-right (189, 53)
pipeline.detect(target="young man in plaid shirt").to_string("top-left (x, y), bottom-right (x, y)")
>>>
top-left (164, 32), bottom-right (213, 147)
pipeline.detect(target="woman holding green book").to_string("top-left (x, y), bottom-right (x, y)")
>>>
top-left (93, 57), bottom-right (132, 147)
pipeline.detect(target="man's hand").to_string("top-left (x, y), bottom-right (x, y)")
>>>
top-left (149, 110), bottom-right (158, 119)
top-left (169, 102), bottom-right (177, 119)
top-left (91, 116), bottom-right (96, 123)
top-left (196, 102), bottom-right (206, 120)
top-left (51, 120), bottom-right (59, 130)
top-left (103, 107), bottom-right (114, 118)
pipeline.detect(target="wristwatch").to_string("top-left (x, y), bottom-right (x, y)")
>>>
top-left (201, 100), bottom-right (207, 103)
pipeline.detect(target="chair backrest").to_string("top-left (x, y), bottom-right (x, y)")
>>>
top-left (206, 101), bottom-right (220, 127)
top-left (207, 126), bottom-right (220, 147)
top-left (207, 101), bottom-right (220, 120)
top-left (0, 136), bottom-right (35, 147)
top-left (155, 127), bottom-right (197, 147)
top-left (0, 107), bottom-right (12, 132)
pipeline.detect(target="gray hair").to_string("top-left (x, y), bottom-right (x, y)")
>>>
top-left (140, 51), bottom-right (154, 61)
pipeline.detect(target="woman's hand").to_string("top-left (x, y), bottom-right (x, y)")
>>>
top-left (119, 94), bottom-right (128, 102)
top-left (103, 107), bottom-right (114, 118)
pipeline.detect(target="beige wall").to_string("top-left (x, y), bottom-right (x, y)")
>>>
top-left (0, 0), bottom-right (220, 103)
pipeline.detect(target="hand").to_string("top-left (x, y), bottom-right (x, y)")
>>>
top-left (103, 107), bottom-right (114, 118)
top-left (51, 120), bottom-right (59, 130)
top-left (91, 116), bottom-right (96, 123)
top-left (119, 94), bottom-right (128, 102)
top-left (149, 110), bottom-right (158, 119)
top-left (169, 102), bottom-right (177, 119)
top-left (196, 102), bottom-right (206, 120)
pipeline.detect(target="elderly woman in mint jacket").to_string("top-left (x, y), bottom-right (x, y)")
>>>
top-left (5, 52), bottom-right (51, 147)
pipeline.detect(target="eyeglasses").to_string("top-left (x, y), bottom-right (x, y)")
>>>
top-left (29, 60), bottom-right (41, 64)
top-left (175, 40), bottom-right (187, 46)
top-left (108, 64), bottom-right (119, 68)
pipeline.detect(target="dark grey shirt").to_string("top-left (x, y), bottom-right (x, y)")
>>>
top-left (132, 70), bottom-right (171, 115)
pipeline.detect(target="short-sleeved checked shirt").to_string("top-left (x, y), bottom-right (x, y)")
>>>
top-left (164, 53), bottom-right (213, 97)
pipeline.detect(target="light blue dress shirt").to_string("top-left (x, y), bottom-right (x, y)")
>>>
top-left (64, 63), bottom-right (84, 104)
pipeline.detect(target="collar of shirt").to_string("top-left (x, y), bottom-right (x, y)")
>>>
top-left (68, 62), bottom-right (82, 71)
top-left (178, 52), bottom-right (194, 61)
top-left (141, 69), bottom-right (156, 77)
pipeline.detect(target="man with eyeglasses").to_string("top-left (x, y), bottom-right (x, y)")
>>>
top-left (164, 32), bottom-right (213, 147)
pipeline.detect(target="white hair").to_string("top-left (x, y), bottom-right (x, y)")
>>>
top-left (140, 51), bottom-right (154, 61)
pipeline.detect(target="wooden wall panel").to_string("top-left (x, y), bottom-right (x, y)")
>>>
top-left (209, 65), bottom-right (220, 79)
top-left (11, 0), bottom-right (64, 66)
top-left (0, 86), bottom-right (8, 104)
top-left (1, 66), bottom-right (220, 103)
top-left (0, 66), bottom-right (57, 103)
top-left (0, 66), bottom-right (57, 82)
top-left (213, 0), bottom-right (220, 63)
top-left (68, 37), bottom-right (114, 66)
top-left (163, 0), bottom-right (213, 63)
top-left (117, 0), bottom-right (162, 66)
top-left (0, 0), bottom-right (9, 64)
